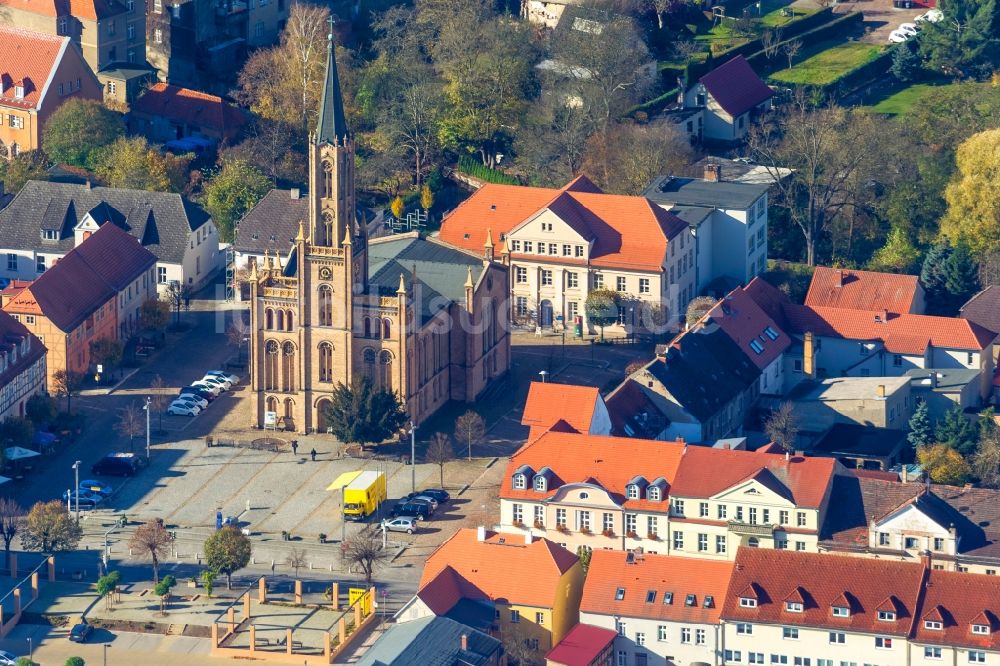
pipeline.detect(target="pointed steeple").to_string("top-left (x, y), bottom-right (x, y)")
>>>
top-left (316, 16), bottom-right (349, 146)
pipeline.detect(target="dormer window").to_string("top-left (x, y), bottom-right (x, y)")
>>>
top-left (971, 624), bottom-right (990, 635)
top-left (14, 84), bottom-right (24, 99)
top-left (626, 484), bottom-right (639, 500)
top-left (647, 486), bottom-right (660, 501)
top-left (832, 606), bottom-right (850, 618)
top-left (878, 610), bottom-right (896, 622)
top-left (785, 602), bottom-right (804, 613)
top-left (740, 597), bottom-right (757, 608)
top-left (513, 474), bottom-right (527, 490)
top-left (533, 475), bottom-right (547, 492)
top-left (40, 229), bottom-right (58, 241)
top-left (924, 620), bottom-right (943, 631)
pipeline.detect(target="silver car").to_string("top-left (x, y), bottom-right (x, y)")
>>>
top-left (381, 516), bottom-right (417, 534)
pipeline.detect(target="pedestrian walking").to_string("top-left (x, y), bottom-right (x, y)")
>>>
top-left (291, 440), bottom-right (298, 455)
top-left (310, 448), bottom-right (317, 462)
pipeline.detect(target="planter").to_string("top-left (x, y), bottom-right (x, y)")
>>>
top-left (512, 522), bottom-right (526, 530)
top-left (187, 580), bottom-right (198, 589)
top-left (533, 521), bottom-right (545, 530)
top-left (648, 533), bottom-right (659, 541)
top-left (602, 530), bottom-right (615, 538)
top-left (579, 528), bottom-right (592, 536)
top-left (556, 525), bottom-right (570, 534)
top-left (626, 531), bottom-right (639, 539)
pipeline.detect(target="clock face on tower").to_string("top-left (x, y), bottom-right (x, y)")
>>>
top-left (319, 267), bottom-right (332, 280)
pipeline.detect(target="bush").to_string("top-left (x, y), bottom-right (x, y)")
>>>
top-left (456, 155), bottom-right (518, 186)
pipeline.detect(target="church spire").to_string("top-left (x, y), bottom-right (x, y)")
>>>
top-left (315, 16), bottom-right (349, 146)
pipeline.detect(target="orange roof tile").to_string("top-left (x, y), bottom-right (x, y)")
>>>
top-left (783, 304), bottom-right (996, 353)
top-left (914, 570), bottom-right (1000, 650)
top-left (700, 284), bottom-right (791, 371)
top-left (132, 83), bottom-right (246, 138)
top-left (722, 548), bottom-right (925, 636)
top-left (546, 623), bottom-right (617, 666)
top-left (420, 528), bottom-right (578, 610)
top-left (669, 446), bottom-right (837, 509)
top-left (521, 382), bottom-right (600, 436)
top-left (580, 551), bottom-right (734, 625)
top-left (0, 26), bottom-right (68, 111)
top-left (501, 431), bottom-right (686, 509)
top-left (0, 0), bottom-right (125, 20)
top-left (805, 267), bottom-right (921, 313)
top-left (438, 178), bottom-right (687, 273)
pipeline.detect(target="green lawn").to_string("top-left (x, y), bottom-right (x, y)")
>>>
top-left (769, 41), bottom-right (883, 85)
top-left (861, 80), bottom-right (973, 115)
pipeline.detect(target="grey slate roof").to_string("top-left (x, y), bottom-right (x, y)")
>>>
top-left (316, 36), bottom-right (349, 145)
top-left (643, 174), bottom-right (768, 210)
top-left (0, 180), bottom-right (208, 265)
top-left (232, 189), bottom-right (308, 255)
top-left (368, 236), bottom-right (485, 326)
top-left (355, 616), bottom-right (500, 666)
top-left (960, 286), bottom-right (1000, 336)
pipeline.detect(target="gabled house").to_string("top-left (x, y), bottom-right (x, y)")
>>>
top-left (0, 180), bottom-right (219, 291)
top-left (607, 325), bottom-right (760, 443)
top-left (2, 223), bottom-right (156, 389)
top-left (805, 266), bottom-right (926, 314)
top-left (439, 176), bottom-right (695, 334)
top-left (0, 311), bottom-right (46, 420)
top-left (413, 527), bottom-right (584, 655)
top-left (0, 26), bottom-right (103, 158)
top-left (681, 55), bottom-right (774, 143)
top-left (128, 83), bottom-right (247, 143)
top-left (521, 381), bottom-right (611, 440)
top-left (579, 551), bottom-right (734, 666)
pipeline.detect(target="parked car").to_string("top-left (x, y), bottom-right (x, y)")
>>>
top-left (168, 401), bottom-right (201, 416)
top-left (78, 480), bottom-right (113, 497)
top-left (411, 495), bottom-right (439, 510)
top-left (206, 370), bottom-right (240, 384)
top-left (888, 29), bottom-right (910, 42)
top-left (191, 380), bottom-right (224, 396)
top-left (390, 501), bottom-right (430, 521)
top-left (198, 375), bottom-right (231, 390)
top-left (0, 650), bottom-right (18, 665)
top-left (62, 490), bottom-right (103, 510)
top-left (180, 386), bottom-right (216, 402)
top-left (898, 22), bottom-right (918, 36)
top-left (381, 517), bottom-right (417, 534)
top-left (92, 453), bottom-right (141, 477)
top-left (177, 393), bottom-right (208, 409)
top-left (419, 488), bottom-right (451, 504)
top-left (915, 8), bottom-right (942, 22)
top-left (69, 621), bottom-right (92, 642)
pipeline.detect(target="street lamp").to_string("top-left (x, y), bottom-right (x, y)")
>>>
top-left (538, 370), bottom-right (549, 383)
top-left (143, 396), bottom-right (151, 459)
top-left (72, 460), bottom-right (81, 523)
top-left (409, 421), bottom-right (417, 493)
top-left (27, 637), bottom-right (31, 661)
top-left (104, 643), bottom-right (110, 666)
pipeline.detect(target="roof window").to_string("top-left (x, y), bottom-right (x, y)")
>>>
top-left (764, 326), bottom-right (779, 340)
top-left (749, 339), bottom-right (764, 354)
top-left (663, 592), bottom-right (673, 605)
top-left (703, 595), bottom-right (715, 608)
top-left (972, 624), bottom-right (990, 635)
top-left (684, 594), bottom-right (696, 607)
top-left (645, 590), bottom-right (656, 604)
top-left (615, 587), bottom-right (625, 601)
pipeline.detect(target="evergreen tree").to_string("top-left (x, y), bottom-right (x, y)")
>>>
top-left (942, 237), bottom-right (980, 313)
top-left (935, 404), bottom-right (979, 456)
top-left (920, 238), bottom-right (952, 314)
top-left (323, 377), bottom-right (408, 446)
top-left (907, 400), bottom-right (933, 449)
top-left (890, 42), bottom-right (922, 82)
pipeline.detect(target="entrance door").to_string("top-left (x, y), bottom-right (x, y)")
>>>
top-left (540, 300), bottom-right (553, 328)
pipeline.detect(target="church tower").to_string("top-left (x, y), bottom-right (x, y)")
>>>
top-left (308, 21), bottom-right (356, 250)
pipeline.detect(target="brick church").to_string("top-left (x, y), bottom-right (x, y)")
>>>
top-left (247, 34), bottom-right (511, 434)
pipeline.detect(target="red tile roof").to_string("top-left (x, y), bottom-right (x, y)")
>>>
top-left (438, 178), bottom-right (687, 272)
top-left (916, 572), bottom-right (1000, 651)
top-left (522, 381), bottom-right (600, 439)
top-left (698, 55), bottom-right (774, 118)
top-left (669, 446), bottom-right (837, 509)
top-left (0, 0), bottom-right (125, 21)
top-left (501, 431), bottom-right (686, 510)
top-left (132, 83), bottom-right (247, 138)
top-left (545, 624), bottom-right (617, 666)
top-left (420, 528), bottom-right (578, 610)
top-left (722, 548), bottom-right (926, 636)
top-left (0, 26), bottom-right (68, 111)
top-left (417, 565), bottom-right (482, 616)
top-left (782, 304), bottom-right (996, 353)
top-left (4, 223), bottom-right (156, 332)
top-left (805, 267), bottom-right (922, 313)
top-left (581, 551), bottom-right (734, 625)
top-left (699, 285), bottom-right (791, 371)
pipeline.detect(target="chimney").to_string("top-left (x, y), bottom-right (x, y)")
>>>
top-left (84, 180), bottom-right (92, 190)
top-left (524, 531), bottom-right (533, 545)
top-left (676, 436), bottom-right (685, 446)
top-left (880, 308), bottom-right (889, 322)
top-left (460, 634), bottom-right (468, 651)
top-left (290, 188), bottom-right (300, 200)
top-left (476, 525), bottom-right (486, 542)
top-left (901, 466), bottom-right (909, 483)
top-left (803, 332), bottom-right (816, 378)
top-left (703, 163), bottom-right (722, 182)
top-left (876, 384), bottom-right (886, 399)
top-left (785, 450), bottom-right (790, 462)
top-left (836, 270), bottom-right (846, 287)
top-left (920, 550), bottom-right (931, 570)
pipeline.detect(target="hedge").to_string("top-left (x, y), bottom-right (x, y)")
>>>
top-left (808, 44), bottom-right (897, 97)
top-left (710, 7), bottom-right (837, 65)
top-left (456, 155), bottom-right (518, 186)
top-left (629, 87), bottom-right (681, 116)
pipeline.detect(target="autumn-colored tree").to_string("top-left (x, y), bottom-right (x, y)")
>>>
top-left (581, 120), bottom-right (693, 195)
top-left (51, 370), bottom-right (84, 414)
top-left (869, 226), bottom-right (921, 274)
top-left (140, 298), bottom-right (170, 333)
top-left (973, 426), bottom-right (1000, 487)
top-left (0, 499), bottom-right (24, 555)
top-left (685, 296), bottom-right (717, 326)
top-left (0, 150), bottom-right (49, 193)
top-left (129, 520), bottom-right (172, 583)
top-left (940, 129), bottom-right (1000, 262)
top-left (390, 195), bottom-right (404, 220)
top-left (420, 183), bottom-right (434, 211)
top-left (43, 99), bottom-right (124, 168)
top-left (917, 444), bottom-right (971, 485)
top-left (21, 500), bottom-right (82, 551)
top-left (92, 137), bottom-right (189, 192)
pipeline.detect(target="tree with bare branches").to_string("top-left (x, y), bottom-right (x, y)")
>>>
top-left (0, 499), bottom-right (24, 555)
top-left (285, 547), bottom-right (308, 578)
top-left (455, 410), bottom-right (485, 461)
top-left (344, 528), bottom-right (389, 584)
top-left (51, 370), bottom-right (83, 414)
top-left (782, 39), bottom-right (802, 69)
top-left (148, 375), bottom-right (170, 435)
top-left (129, 520), bottom-right (172, 583)
top-left (764, 402), bottom-right (799, 452)
top-left (762, 29), bottom-right (783, 59)
top-left (227, 315), bottom-right (250, 363)
top-left (425, 432), bottom-right (455, 488)
top-left (116, 402), bottom-right (144, 452)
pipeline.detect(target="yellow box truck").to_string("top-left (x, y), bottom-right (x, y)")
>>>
top-left (342, 471), bottom-right (387, 521)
